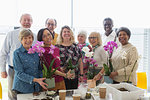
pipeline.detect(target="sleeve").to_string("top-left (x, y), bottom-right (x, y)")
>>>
top-left (13, 51), bottom-right (34, 84)
top-left (0, 32), bottom-right (11, 72)
top-left (99, 49), bottom-right (107, 67)
top-left (117, 47), bottom-right (138, 76)
top-left (38, 61), bottom-right (43, 78)
top-left (53, 48), bottom-right (61, 71)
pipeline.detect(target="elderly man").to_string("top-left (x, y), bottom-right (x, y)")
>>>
top-left (0, 13), bottom-right (35, 100)
top-left (45, 18), bottom-right (58, 45)
top-left (102, 17), bottom-right (120, 46)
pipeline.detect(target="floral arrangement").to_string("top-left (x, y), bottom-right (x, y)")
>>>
top-left (103, 41), bottom-right (118, 76)
top-left (28, 41), bottom-right (58, 79)
top-left (82, 47), bottom-right (98, 79)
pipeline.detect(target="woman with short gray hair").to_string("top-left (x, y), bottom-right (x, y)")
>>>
top-left (77, 30), bottom-right (92, 83)
top-left (13, 28), bottom-right (48, 94)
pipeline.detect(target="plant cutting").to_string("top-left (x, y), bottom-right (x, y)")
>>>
top-left (127, 55), bottom-right (141, 83)
top-left (28, 41), bottom-right (58, 88)
top-left (103, 41), bottom-right (118, 83)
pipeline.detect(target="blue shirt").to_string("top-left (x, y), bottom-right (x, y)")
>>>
top-left (13, 45), bottom-right (43, 93)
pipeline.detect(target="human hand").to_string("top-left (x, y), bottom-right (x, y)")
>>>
top-left (109, 72), bottom-right (118, 79)
top-left (1, 71), bottom-right (7, 78)
top-left (79, 76), bottom-right (83, 82)
top-left (35, 78), bottom-right (48, 90)
top-left (93, 73), bottom-right (102, 81)
top-left (66, 70), bottom-right (74, 79)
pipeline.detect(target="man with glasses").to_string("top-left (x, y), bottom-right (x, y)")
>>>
top-left (45, 18), bottom-right (58, 45)
top-left (102, 17), bottom-right (120, 46)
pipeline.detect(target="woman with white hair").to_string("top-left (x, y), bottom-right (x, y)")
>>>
top-left (77, 30), bottom-right (92, 83)
top-left (13, 29), bottom-right (48, 95)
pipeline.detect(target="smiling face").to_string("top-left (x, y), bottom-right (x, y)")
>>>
top-left (78, 34), bottom-right (86, 44)
top-left (89, 34), bottom-right (98, 47)
top-left (20, 14), bottom-right (33, 28)
top-left (62, 28), bottom-right (71, 41)
top-left (21, 35), bottom-right (33, 50)
top-left (46, 19), bottom-right (56, 33)
top-left (118, 31), bottom-right (129, 45)
top-left (42, 29), bottom-right (53, 47)
top-left (103, 19), bottom-right (113, 34)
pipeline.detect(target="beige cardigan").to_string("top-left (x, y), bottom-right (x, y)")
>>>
top-left (111, 43), bottom-right (138, 85)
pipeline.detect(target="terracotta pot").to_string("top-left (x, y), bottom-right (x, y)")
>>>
top-left (87, 80), bottom-right (96, 88)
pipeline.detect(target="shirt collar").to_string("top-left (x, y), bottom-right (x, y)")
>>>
top-left (20, 45), bottom-right (28, 53)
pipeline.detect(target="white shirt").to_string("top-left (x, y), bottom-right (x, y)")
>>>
top-left (102, 31), bottom-right (120, 46)
top-left (0, 28), bottom-right (36, 72)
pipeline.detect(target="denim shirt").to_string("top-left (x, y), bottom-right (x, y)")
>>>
top-left (13, 45), bottom-right (43, 93)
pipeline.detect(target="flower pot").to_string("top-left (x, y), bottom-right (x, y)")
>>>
top-left (45, 78), bottom-right (55, 89)
top-left (104, 76), bottom-right (113, 84)
top-left (70, 69), bottom-right (75, 79)
top-left (87, 80), bottom-right (96, 88)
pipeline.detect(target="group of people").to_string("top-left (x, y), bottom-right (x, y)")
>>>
top-left (0, 13), bottom-right (139, 100)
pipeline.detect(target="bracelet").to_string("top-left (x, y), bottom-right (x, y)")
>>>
top-left (79, 74), bottom-right (83, 76)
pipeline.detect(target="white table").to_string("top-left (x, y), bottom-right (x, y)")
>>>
top-left (17, 91), bottom-right (102, 100)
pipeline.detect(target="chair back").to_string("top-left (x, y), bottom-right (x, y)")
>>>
top-left (136, 72), bottom-right (147, 89)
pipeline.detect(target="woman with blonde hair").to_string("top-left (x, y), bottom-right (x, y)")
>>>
top-left (88, 32), bottom-right (107, 84)
top-left (56, 25), bottom-right (83, 89)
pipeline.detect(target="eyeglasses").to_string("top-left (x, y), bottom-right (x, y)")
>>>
top-left (47, 23), bottom-right (55, 26)
top-left (88, 37), bottom-right (97, 39)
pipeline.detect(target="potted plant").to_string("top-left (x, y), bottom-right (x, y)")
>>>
top-left (82, 47), bottom-right (98, 88)
top-left (103, 41), bottom-right (118, 83)
top-left (65, 57), bottom-right (78, 79)
top-left (42, 58), bottom-right (58, 88)
top-left (28, 41), bottom-right (58, 88)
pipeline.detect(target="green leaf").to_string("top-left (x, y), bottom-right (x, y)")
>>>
top-left (108, 59), bottom-right (113, 72)
top-left (103, 63), bottom-right (110, 76)
top-left (42, 64), bottom-right (48, 77)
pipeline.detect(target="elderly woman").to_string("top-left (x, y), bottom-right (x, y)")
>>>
top-left (109, 27), bottom-right (138, 85)
top-left (77, 30), bottom-right (92, 82)
top-left (37, 28), bottom-right (73, 90)
top-left (56, 25), bottom-right (83, 89)
top-left (12, 29), bottom-right (47, 95)
top-left (88, 32), bottom-right (107, 81)
top-left (94, 27), bottom-right (138, 85)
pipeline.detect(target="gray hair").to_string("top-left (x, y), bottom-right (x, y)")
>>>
top-left (20, 13), bottom-right (33, 22)
top-left (19, 28), bottom-right (34, 42)
top-left (78, 30), bottom-right (87, 39)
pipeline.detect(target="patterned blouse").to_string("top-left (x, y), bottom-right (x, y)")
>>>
top-left (56, 43), bottom-right (82, 72)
